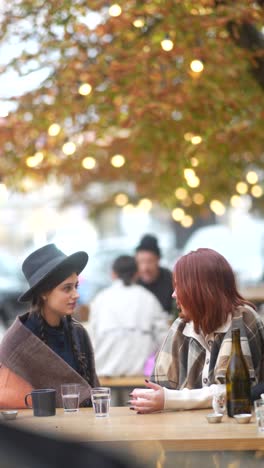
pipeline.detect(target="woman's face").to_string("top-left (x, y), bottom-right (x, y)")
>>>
top-left (42, 273), bottom-right (79, 325)
top-left (172, 286), bottom-right (191, 322)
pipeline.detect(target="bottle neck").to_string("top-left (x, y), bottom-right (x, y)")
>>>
top-left (231, 328), bottom-right (242, 354)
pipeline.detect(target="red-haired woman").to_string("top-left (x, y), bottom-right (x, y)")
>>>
top-left (129, 248), bottom-right (264, 413)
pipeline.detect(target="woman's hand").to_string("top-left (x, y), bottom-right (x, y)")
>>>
top-left (129, 380), bottom-right (165, 414)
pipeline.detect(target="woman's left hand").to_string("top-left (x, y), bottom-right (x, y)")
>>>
top-left (129, 380), bottom-right (165, 414)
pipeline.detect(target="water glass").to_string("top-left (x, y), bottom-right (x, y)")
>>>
top-left (91, 387), bottom-right (111, 418)
top-left (61, 384), bottom-right (80, 413)
top-left (254, 399), bottom-right (264, 432)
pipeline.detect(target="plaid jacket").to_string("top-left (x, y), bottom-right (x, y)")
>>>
top-left (152, 306), bottom-right (264, 389)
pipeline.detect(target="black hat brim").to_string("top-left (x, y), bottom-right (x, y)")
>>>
top-left (18, 251), bottom-right (88, 303)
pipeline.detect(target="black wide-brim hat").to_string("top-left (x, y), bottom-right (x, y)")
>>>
top-left (18, 243), bottom-right (88, 303)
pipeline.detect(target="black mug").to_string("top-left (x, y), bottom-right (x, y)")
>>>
top-left (25, 389), bottom-right (56, 417)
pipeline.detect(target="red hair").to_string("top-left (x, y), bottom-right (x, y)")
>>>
top-left (173, 248), bottom-right (255, 335)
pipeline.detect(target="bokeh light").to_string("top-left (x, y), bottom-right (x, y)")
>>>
top-left (111, 154), bottom-right (125, 167)
top-left (190, 60), bottom-right (204, 73)
top-left (48, 123), bottom-right (61, 136)
top-left (109, 4), bottom-right (122, 17)
top-left (210, 200), bottom-right (226, 216)
top-left (82, 157), bottom-right (96, 169)
top-left (172, 207), bottom-right (185, 221)
top-left (78, 83), bottom-right (92, 96)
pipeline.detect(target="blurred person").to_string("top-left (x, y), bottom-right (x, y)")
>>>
top-left (87, 255), bottom-right (168, 376)
top-left (0, 244), bottom-right (99, 409)
top-left (135, 234), bottom-right (174, 314)
top-left (129, 248), bottom-right (264, 413)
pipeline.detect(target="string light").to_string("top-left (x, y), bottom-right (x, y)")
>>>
top-left (133, 18), bottom-right (145, 28)
top-left (184, 168), bottom-right (195, 179)
top-left (190, 60), bottom-right (204, 73)
top-left (251, 185), bottom-right (263, 198)
top-left (191, 157), bottom-right (199, 167)
top-left (138, 198), bottom-right (152, 211)
top-left (111, 154), bottom-right (125, 167)
top-left (82, 157), bottom-right (96, 169)
top-left (78, 83), bottom-right (92, 96)
top-left (172, 207), bottom-right (185, 221)
top-left (26, 152), bottom-right (44, 168)
top-left (191, 135), bottom-right (202, 145)
top-left (181, 196), bottom-right (192, 207)
top-left (187, 176), bottom-right (200, 188)
top-left (246, 171), bottom-right (258, 184)
top-left (62, 141), bottom-right (76, 156)
top-left (161, 36), bottom-right (174, 52)
top-left (184, 132), bottom-right (194, 141)
top-left (115, 193), bottom-right (128, 206)
top-left (230, 195), bottom-right (242, 208)
top-left (193, 193), bottom-right (205, 205)
top-left (210, 200), bottom-right (226, 216)
top-left (109, 4), bottom-right (122, 17)
top-left (48, 123), bottom-right (61, 136)
top-left (184, 169), bottom-right (200, 188)
top-left (181, 215), bottom-right (193, 228)
top-left (175, 187), bottom-right (188, 200)
top-left (236, 181), bottom-right (248, 195)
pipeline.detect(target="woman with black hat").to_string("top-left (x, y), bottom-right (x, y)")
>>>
top-left (0, 244), bottom-right (99, 409)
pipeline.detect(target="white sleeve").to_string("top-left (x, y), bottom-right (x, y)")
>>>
top-left (164, 384), bottom-right (226, 410)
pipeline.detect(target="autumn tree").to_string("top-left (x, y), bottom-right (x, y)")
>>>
top-left (0, 0), bottom-right (263, 223)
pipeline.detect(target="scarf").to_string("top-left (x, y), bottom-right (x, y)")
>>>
top-left (0, 314), bottom-right (99, 407)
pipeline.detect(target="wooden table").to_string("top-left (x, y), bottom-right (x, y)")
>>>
top-left (12, 407), bottom-right (264, 452)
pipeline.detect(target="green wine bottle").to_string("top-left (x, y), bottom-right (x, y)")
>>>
top-left (226, 328), bottom-right (251, 417)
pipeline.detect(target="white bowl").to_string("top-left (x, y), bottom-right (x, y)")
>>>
top-left (206, 413), bottom-right (223, 423)
top-left (1, 410), bottom-right (18, 421)
top-left (261, 394), bottom-right (264, 400)
top-left (234, 413), bottom-right (252, 424)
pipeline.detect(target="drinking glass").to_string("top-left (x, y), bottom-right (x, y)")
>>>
top-left (254, 399), bottom-right (264, 432)
top-left (61, 384), bottom-right (80, 413)
top-left (91, 387), bottom-right (111, 418)
top-left (212, 386), bottom-right (226, 415)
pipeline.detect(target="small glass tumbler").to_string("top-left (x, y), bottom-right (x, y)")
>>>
top-left (91, 387), bottom-right (111, 418)
top-left (61, 384), bottom-right (80, 413)
top-left (254, 399), bottom-right (264, 432)
top-left (212, 386), bottom-right (226, 415)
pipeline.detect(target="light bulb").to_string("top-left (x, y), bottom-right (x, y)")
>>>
top-left (190, 60), bottom-right (204, 73)
top-left (62, 142), bottom-right (76, 155)
top-left (111, 154), bottom-right (125, 167)
top-left (48, 123), bottom-right (61, 136)
top-left (82, 157), bottom-right (96, 169)
top-left (172, 208), bottom-right (185, 221)
top-left (78, 83), bottom-right (92, 96)
top-left (161, 37), bottom-right (174, 52)
top-left (109, 4), bottom-right (122, 17)
top-left (115, 193), bottom-right (128, 206)
top-left (210, 200), bottom-right (226, 216)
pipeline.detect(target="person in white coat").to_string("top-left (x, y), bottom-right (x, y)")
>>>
top-left (87, 255), bottom-right (168, 377)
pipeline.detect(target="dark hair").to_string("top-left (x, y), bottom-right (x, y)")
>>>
top-left (112, 255), bottom-right (137, 286)
top-left (31, 292), bottom-right (92, 385)
top-left (135, 234), bottom-right (161, 257)
top-left (173, 248), bottom-right (256, 335)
